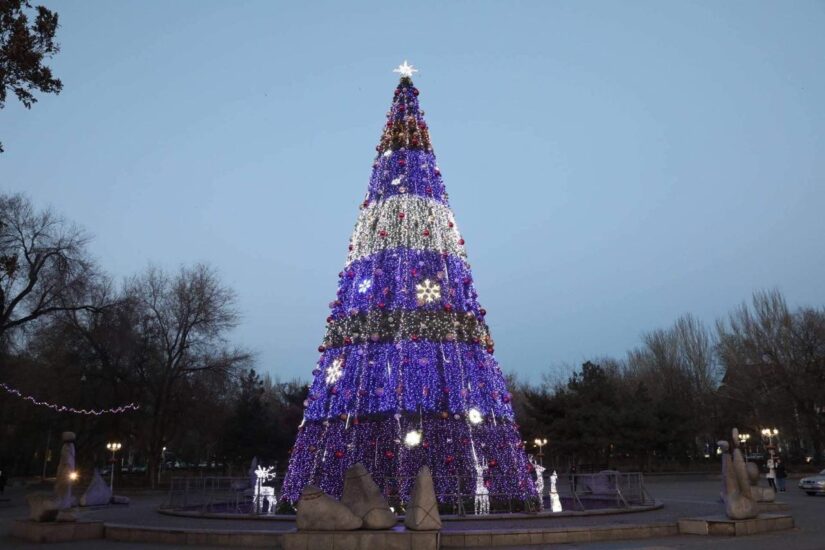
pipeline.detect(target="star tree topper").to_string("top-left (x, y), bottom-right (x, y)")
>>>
top-left (393, 60), bottom-right (418, 78)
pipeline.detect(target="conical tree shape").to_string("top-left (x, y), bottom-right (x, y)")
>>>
top-left (282, 69), bottom-right (537, 506)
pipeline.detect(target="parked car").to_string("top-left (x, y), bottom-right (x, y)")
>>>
top-left (798, 469), bottom-right (825, 496)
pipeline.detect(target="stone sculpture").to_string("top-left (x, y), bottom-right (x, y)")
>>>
top-left (745, 462), bottom-right (776, 503)
top-left (80, 469), bottom-right (112, 507)
top-left (296, 485), bottom-right (362, 531)
top-left (341, 463), bottom-right (396, 529)
top-left (404, 466), bottom-right (441, 531)
top-left (719, 428), bottom-right (758, 520)
top-left (27, 431), bottom-right (78, 522)
top-left (54, 432), bottom-right (76, 510)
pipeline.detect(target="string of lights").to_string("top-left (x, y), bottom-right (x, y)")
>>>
top-left (0, 382), bottom-right (140, 415)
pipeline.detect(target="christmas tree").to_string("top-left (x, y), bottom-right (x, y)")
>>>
top-left (282, 62), bottom-right (537, 507)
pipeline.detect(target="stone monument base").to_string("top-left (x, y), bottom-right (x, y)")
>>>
top-left (757, 501), bottom-right (790, 513)
top-left (678, 513), bottom-right (793, 536)
top-left (282, 525), bottom-right (438, 550)
top-left (9, 519), bottom-right (104, 543)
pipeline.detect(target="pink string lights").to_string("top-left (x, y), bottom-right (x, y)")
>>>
top-left (0, 382), bottom-right (140, 415)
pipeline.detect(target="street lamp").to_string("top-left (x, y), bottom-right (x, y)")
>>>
top-left (534, 438), bottom-right (548, 466)
top-left (737, 433), bottom-right (751, 460)
top-left (106, 441), bottom-right (122, 493)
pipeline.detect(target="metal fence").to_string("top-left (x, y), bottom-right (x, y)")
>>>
top-left (163, 470), bottom-right (652, 517)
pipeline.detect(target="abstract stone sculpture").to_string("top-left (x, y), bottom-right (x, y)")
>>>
top-left (54, 432), bottom-right (76, 510)
top-left (341, 463), bottom-right (396, 529)
top-left (719, 428), bottom-right (758, 520)
top-left (746, 462), bottom-right (776, 503)
top-left (296, 485), bottom-right (362, 531)
top-left (404, 466), bottom-right (441, 531)
top-left (26, 494), bottom-right (59, 522)
top-left (80, 469), bottom-right (112, 507)
top-left (27, 432), bottom-right (78, 522)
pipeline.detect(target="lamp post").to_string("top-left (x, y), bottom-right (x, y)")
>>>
top-left (106, 442), bottom-right (122, 492)
top-left (737, 433), bottom-right (751, 460)
top-left (534, 438), bottom-right (548, 466)
top-left (761, 428), bottom-right (779, 483)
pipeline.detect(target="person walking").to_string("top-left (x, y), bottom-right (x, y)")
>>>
top-left (775, 458), bottom-right (787, 492)
top-left (0, 469), bottom-right (6, 495)
top-left (766, 457), bottom-right (777, 491)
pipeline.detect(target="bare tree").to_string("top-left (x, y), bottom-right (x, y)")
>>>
top-left (0, 193), bottom-right (94, 350)
top-left (128, 264), bottom-right (250, 486)
top-left (717, 290), bottom-right (825, 464)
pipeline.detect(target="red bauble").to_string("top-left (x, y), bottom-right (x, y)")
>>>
top-left (318, 345), bottom-right (326, 353)
top-left (344, 337), bottom-right (353, 345)
top-left (384, 450), bottom-right (395, 459)
top-left (488, 459), bottom-right (498, 467)
top-left (422, 229), bottom-right (430, 237)
top-left (379, 229), bottom-right (388, 238)
top-left (398, 158), bottom-right (406, 166)
top-left (445, 455), bottom-right (455, 464)
top-left (479, 308), bottom-right (487, 316)
top-left (335, 450), bottom-right (345, 459)
top-left (411, 333), bottom-right (419, 341)
top-left (458, 238), bottom-right (465, 245)
top-left (444, 304), bottom-right (453, 312)
top-left (398, 212), bottom-right (405, 219)
top-left (348, 244), bottom-right (353, 251)
top-left (378, 302), bottom-right (386, 308)
top-left (448, 221), bottom-right (454, 228)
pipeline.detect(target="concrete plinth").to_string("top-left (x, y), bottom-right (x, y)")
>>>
top-left (678, 513), bottom-right (794, 536)
top-left (10, 519), bottom-right (104, 543)
top-left (282, 526), bottom-right (438, 550)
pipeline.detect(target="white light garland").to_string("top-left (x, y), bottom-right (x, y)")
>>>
top-left (0, 382), bottom-right (139, 416)
top-left (346, 195), bottom-right (465, 265)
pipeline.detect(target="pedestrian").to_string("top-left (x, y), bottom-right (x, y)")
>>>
top-left (775, 458), bottom-right (787, 492)
top-left (0, 469), bottom-right (6, 494)
top-left (569, 464), bottom-right (577, 492)
top-left (766, 457), bottom-right (776, 491)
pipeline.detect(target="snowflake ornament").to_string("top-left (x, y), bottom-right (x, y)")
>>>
top-left (416, 279), bottom-right (441, 305)
top-left (358, 278), bottom-right (372, 294)
top-left (326, 358), bottom-right (344, 384)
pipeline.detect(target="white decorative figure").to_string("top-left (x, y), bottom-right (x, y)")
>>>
top-left (471, 444), bottom-right (489, 515)
top-left (549, 470), bottom-right (562, 513)
top-left (253, 465), bottom-right (277, 514)
top-left (530, 456), bottom-right (546, 510)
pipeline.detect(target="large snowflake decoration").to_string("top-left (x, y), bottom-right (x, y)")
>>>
top-left (358, 278), bottom-right (372, 294)
top-left (416, 279), bottom-right (441, 305)
top-left (326, 358), bottom-right (344, 384)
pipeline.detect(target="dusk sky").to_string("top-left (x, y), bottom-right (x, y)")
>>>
top-left (3, 1), bottom-right (824, 384)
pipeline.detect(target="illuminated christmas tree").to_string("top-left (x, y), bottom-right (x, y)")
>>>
top-left (282, 62), bottom-right (537, 506)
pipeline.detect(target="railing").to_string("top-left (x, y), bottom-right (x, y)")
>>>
top-left (163, 470), bottom-right (652, 517)
top-left (565, 471), bottom-right (652, 510)
top-left (163, 476), bottom-right (285, 515)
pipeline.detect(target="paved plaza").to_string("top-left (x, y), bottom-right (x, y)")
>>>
top-left (0, 475), bottom-right (822, 548)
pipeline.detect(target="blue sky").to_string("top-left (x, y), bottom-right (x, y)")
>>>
top-left (3, 1), bottom-right (824, 383)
